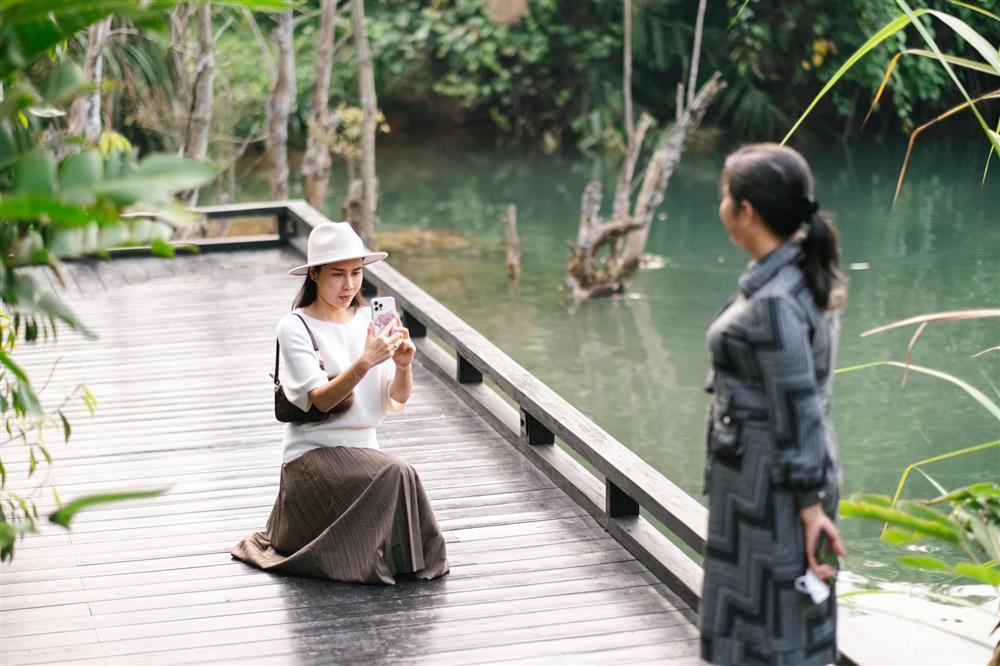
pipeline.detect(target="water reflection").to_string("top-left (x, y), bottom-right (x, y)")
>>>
top-left (278, 573), bottom-right (449, 663)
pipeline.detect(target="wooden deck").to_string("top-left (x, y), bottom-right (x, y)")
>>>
top-left (1, 247), bottom-right (701, 665)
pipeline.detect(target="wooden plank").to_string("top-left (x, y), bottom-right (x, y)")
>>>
top-left (3, 571), bottom-right (662, 642)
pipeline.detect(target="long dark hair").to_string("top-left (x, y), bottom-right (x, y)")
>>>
top-left (723, 143), bottom-right (845, 310)
top-left (292, 265), bottom-right (364, 310)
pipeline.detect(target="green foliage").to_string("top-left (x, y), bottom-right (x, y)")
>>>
top-left (841, 482), bottom-right (1000, 586)
top-left (362, 0), bottom-right (623, 149)
top-left (0, 0), bottom-right (223, 561)
top-left (727, 0), bottom-right (996, 137)
top-left (837, 312), bottom-right (999, 592)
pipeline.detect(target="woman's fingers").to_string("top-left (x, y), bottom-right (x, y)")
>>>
top-left (827, 524), bottom-right (847, 556)
top-left (813, 562), bottom-right (836, 580)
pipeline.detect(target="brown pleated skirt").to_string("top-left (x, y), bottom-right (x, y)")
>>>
top-left (231, 446), bottom-right (449, 585)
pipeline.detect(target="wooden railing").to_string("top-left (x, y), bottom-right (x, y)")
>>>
top-left (190, 199), bottom-right (708, 609)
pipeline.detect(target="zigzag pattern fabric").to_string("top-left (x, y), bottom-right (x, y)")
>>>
top-left (700, 241), bottom-right (840, 666)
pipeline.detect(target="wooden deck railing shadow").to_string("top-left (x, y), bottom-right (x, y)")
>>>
top-left (190, 199), bottom-right (708, 611)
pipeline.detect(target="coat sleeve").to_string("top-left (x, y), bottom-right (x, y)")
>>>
top-left (276, 316), bottom-right (329, 411)
top-left (750, 295), bottom-right (829, 507)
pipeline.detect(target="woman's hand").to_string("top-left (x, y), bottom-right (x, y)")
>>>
top-left (391, 321), bottom-right (416, 368)
top-left (800, 502), bottom-right (846, 581)
top-left (360, 321), bottom-right (404, 370)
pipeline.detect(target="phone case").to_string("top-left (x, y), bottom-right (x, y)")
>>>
top-left (371, 296), bottom-right (397, 334)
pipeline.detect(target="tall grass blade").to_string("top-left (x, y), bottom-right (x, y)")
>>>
top-left (727, 0), bottom-right (752, 31)
top-left (972, 346), bottom-right (1000, 358)
top-left (947, 0), bottom-right (1000, 22)
top-left (902, 321), bottom-right (928, 389)
top-left (893, 90), bottom-right (1000, 203)
top-left (927, 10), bottom-right (1000, 74)
top-left (984, 115), bottom-right (1000, 185)
top-left (903, 49), bottom-right (1000, 75)
top-left (864, 50), bottom-right (999, 127)
top-left (912, 467), bottom-right (948, 496)
top-left (865, 52), bottom-right (906, 127)
top-left (861, 309), bottom-right (1000, 337)
top-left (898, 1), bottom-right (1000, 154)
top-left (781, 12), bottom-right (926, 145)
top-left (885, 441), bottom-right (1000, 524)
top-left (836, 362), bottom-right (1000, 420)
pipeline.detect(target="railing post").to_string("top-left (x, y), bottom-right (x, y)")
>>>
top-left (277, 212), bottom-right (294, 242)
top-left (606, 478), bottom-right (639, 518)
top-left (520, 409), bottom-right (554, 445)
top-left (401, 309), bottom-right (426, 338)
top-left (457, 352), bottom-right (482, 384)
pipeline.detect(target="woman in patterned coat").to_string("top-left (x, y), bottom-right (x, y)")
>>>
top-left (700, 144), bottom-right (847, 666)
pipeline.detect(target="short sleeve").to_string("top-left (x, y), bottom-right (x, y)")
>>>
top-left (277, 316), bottom-right (329, 411)
top-left (749, 296), bottom-right (828, 507)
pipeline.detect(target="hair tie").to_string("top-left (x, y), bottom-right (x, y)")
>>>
top-left (800, 198), bottom-right (819, 221)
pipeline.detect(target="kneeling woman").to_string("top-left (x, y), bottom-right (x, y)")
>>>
top-left (232, 222), bottom-right (449, 584)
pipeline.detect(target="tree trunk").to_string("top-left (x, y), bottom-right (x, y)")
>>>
top-left (267, 9), bottom-right (296, 201)
top-left (622, 0), bottom-right (634, 145)
top-left (181, 4), bottom-right (215, 207)
top-left (342, 179), bottom-right (365, 239)
top-left (351, 0), bottom-right (378, 248)
top-left (169, 5), bottom-right (192, 115)
top-left (619, 73), bottom-right (726, 272)
top-left (566, 0), bottom-right (724, 302)
top-left (68, 18), bottom-right (112, 143)
top-left (687, 0), bottom-right (708, 108)
top-left (503, 204), bottom-right (521, 279)
top-left (302, 0), bottom-right (339, 211)
top-left (611, 112), bottom-right (651, 223)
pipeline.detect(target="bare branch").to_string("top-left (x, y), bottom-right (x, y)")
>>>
top-left (612, 112), bottom-right (652, 222)
top-left (687, 0), bottom-right (708, 108)
top-left (623, 0), bottom-right (634, 145)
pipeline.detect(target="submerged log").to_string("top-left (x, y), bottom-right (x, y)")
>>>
top-left (565, 73), bottom-right (725, 303)
top-left (503, 204), bottom-right (521, 279)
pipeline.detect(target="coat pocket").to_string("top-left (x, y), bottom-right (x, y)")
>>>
top-left (708, 414), bottom-right (744, 457)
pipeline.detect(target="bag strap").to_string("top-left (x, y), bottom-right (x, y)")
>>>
top-left (272, 313), bottom-right (327, 385)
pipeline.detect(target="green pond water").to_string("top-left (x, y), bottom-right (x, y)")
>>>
top-left (235, 134), bottom-right (998, 594)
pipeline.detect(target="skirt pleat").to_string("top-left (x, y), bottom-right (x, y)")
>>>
top-left (231, 446), bottom-right (449, 585)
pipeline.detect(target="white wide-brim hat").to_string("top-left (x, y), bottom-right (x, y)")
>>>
top-left (288, 222), bottom-right (388, 276)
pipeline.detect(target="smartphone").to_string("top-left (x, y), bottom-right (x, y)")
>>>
top-left (370, 296), bottom-right (398, 335)
top-left (815, 531), bottom-right (841, 572)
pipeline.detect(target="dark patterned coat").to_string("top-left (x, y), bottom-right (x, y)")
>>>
top-left (700, 240), bottom-right (842, 666)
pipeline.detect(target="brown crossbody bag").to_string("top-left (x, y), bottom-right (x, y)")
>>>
top-left (271, 313), bottom-right (354, 423)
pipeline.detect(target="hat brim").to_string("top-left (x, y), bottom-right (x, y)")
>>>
top-left (288, 251), bottom-right (388, 276)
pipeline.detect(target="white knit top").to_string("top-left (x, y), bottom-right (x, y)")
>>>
top-left (276, 307), bottom-right (399, 463)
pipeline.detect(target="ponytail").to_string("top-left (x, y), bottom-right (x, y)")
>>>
top-left (798, 208), bottom-right (845, 310)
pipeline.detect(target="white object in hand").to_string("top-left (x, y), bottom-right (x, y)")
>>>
top-left (794, 569), bottom-right (831, 605)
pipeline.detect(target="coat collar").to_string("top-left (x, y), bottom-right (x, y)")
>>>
top-left (737, 239), bottom-right (801, 298)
